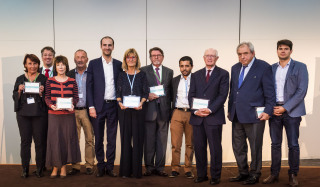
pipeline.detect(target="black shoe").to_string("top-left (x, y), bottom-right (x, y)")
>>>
top-left (155, 170), bottom-right (168, 177)
top-left (262, 175), bottom-right (279, 184)
top-left (35, 167), bottom-right (44, 178)
top-left (143, 170), bottom-right (153, 176)
top-left (67, 168), bottom-right (80, 175)
top-left (169, 171), bottom-right (179, 178)
top-left (229, 174), bottom-right (249, 182)
top-left (106, 169), bottom-right (117, 177)
top-left (96, 168), bottom-right (105, 177)
top-left (86, 168), bottom-right (93, 175)
top-left (210, 178), bottom-right (221, 185)
top-left (194, 176), bottom-right (209, 183)
top-left (243, 176), bottom-right (259, 185)
top-left (289, 174), bottom-right (299, 187)
top-left (185, 172), bottom-right (194, 179)
top-left (21, 167), bottom-right (29, 178)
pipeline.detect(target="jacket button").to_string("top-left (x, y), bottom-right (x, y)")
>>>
top-left (237, 92), bottom-right (239, 94)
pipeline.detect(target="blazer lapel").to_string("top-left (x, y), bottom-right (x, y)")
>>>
top-left (285, 59), bottom-right (295, 81)
top-left (147, 65), bottom-right (158, 86)
top-left (161, 67), bottom-right (168, 85)
top-left (98, 58), bottom-right (106, 88)
top-left (204, 66), bottom-right (219, 91)
top-left (234, 63), bottom-right (242, 89)
top-left (239, 59), bottom-right (258, 89)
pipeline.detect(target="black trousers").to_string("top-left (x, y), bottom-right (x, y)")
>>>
top-left (16, 114), bottom-right (47, 168)
top-left (119, 108), bottom-right (144, 178)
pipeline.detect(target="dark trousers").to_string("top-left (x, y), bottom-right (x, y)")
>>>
top-left (232, 120), bottom-right (265, 178)
top-left (144, 112), bottom-right (169, 172)
top-left (269, 112), bottom-right (301, 175)
top-left (91, 101), bottom-right (118, 170)
top-left (193, 123), bottom-right (222, 179)
top-left (119, 108), bottom-right (144, 178)
top-left (16, 114), bottom-right (47, 169)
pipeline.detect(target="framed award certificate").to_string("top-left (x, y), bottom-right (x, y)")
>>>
top-left (192, 98), bottom-right (209, 110)
top-left (255, 107), bottom-right (265, 118)
top-left (56, 97), bottom-right (73, 109)
top-left (123, 96), bottom-right (141, 108)
top-left (24, 82), bottom-right (40, 94)
top-left (150, 85), bottom-right (165, 96)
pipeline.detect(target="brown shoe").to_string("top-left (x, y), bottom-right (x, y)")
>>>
top-left (289, 174), bottom-right (299, 187)
top-left (262, 175), bottom-right (279, 184)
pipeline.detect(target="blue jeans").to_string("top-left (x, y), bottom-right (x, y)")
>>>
top-left (269, 112), bottom-right (301, 175)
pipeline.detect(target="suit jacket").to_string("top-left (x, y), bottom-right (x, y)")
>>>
top-left (141, 64), bottom-right (173, 122)
top-left (86, 57), bottom-right (122, 113)
top-left (171, 74), bottom-right (193, 108)
top-left (228, 58), bottom-right (276, 123)
top-left (272, 59), bottom-right (308, 117)
top-left (188, 66), bottom-right (229, 126)
top-left (39, 67), bottom-right (57, 77)
top-left (66, 68), bottom-right (76, 79)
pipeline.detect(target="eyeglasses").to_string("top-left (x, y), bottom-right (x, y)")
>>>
top-left (150, 54), bottom-right (163, 58)
top-left (204, 55), bottom-right (217, 58)
top-left (126, 56), bottom-right (136, 60)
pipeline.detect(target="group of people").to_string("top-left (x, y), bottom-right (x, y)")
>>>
top-left (13, 36), bottom-right (308, 187)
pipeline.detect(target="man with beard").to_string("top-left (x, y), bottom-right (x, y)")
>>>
top-left (141, 47), bottom-right (173, 177)
top-left (39, 46), bottom-right (57, 78)
top-left (262, 39), bottom-right (308, 187)
top-left (87, 36), bottom-right (122, 177)
top-left (67, 49), bottom-right (95, 175)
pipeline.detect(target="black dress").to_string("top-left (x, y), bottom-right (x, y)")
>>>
top-left (12, 74), bottom-right (48, 169)
top-left (116, 71), bottom-right (149, 178)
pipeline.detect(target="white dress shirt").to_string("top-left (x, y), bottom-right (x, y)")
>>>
top-left (102, 57), bottom-right (116, 100)
top-left (42, 66), bottom-right (54, 77)
top-left (275, 59), bottom-right (291, 102)
top-left (239, 57), bottom-right (255, 80)
top-left (175, 74), bottom-right (191, 108)
top-left (205, 66), bottom-right (215, 76)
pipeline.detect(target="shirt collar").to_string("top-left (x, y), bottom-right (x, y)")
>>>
top-left (206, 66), bottom-right (215, 72)
top-left (152, 64), bottom-right (162, 71)
top-left (277, 58), bottom-right (291, 67)
top-left (75, 68), bottom-right (88, 74)
top-left (246, 57), bottom-right (255, 68)
top-left (102, 56), bottom-right (113, 64)
top-left (180, 73), bottom-right (191, 80)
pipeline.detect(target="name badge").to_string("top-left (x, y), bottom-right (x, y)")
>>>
top-left (192, 98), bottom-right (209, 110)
top-left (24, 82), bottom-right (40, 94)
top-left (79, 93), bottom-right (83, 99)
top-left (56, 97), bottom-right (73, 109)
top-left (256, 107), bottom-right (265, 118)
top-left (123, 95), bottom-right (141, 108)
top-left (27, 97), bottom-right (35, 104)
top-left (150, 85), bottom-right (165, 96)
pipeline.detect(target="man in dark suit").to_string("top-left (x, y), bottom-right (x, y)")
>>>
top-left (86, 36), bottom-right (122, 177)
top-left (39, 46), bottom-right (57, 78)
top-left (188, 48), bottom-right (229, 185)
top-left (67, 49), bottom-right (95, 175)
top-left (228, 42), bottom-right (275, 185)
top-left (141, 47), bottom-right (173, 176)
top-left (169, 56), bottom-right (194, 179)
top-left (262, 40), bottom-right (308, 187)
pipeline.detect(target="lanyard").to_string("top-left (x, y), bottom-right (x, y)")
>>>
top-left (152, 68), bottom-right (162, 83)
top-left (27, 73), bottom-right (39, 82)
top-left (126, 70), bottom-right (136, 95)
top-left (77, 72), bottom-right (85, 91)
top-left (185, 78), bottom-right (188, 97)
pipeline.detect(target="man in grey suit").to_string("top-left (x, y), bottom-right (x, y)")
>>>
top-left (263, 39), bottom-right (308, 187)
top-left (141, 47), bottom-right (173, 176)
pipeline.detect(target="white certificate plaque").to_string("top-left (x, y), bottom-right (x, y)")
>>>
top-left (56, 97), bottom-right (73, 109)
top-left (192, 98), bottom-right (209, 110)
top-left (150, 85), bottom-right (165, 96)
top-left (24, 82), bottom-right (40, 94)
top-left (123, 96), bottom-right (141, 108)
top-left (256, 107), bottom-right (265, 118)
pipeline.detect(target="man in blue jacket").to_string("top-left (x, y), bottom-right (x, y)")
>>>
top-left (228, 42), bottom-right (276, 185)
top-left (262, 39), bottom-right (308, 187)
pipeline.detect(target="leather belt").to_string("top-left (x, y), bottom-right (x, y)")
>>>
top-left (105, 100), bottom-right (116, 103)
top-left (75, 107), bottom-right (87, 110)
top-left (276, 102), bottom-right (284, 106)
top-left (175, 107), bottom-right (190, 112)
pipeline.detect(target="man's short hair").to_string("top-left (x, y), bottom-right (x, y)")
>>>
top-left (237, 42), bottom-right (255, 53)
top-left (149, 47), bottom-right (164, 57)
top-left (179, 56), bottom-right (193, 67)
top-left (277, 39), bottom-right (293, 50)
top-left (100, 36), bottom-right (114, 46)
top-left (41, 46), bottom-right (55, 56)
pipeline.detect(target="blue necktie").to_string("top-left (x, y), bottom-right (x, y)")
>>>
top-left (238, 66), bottom-right (247, 88)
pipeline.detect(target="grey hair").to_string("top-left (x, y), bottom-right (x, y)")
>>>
top-left (237, 42), bottom-right (254, 53)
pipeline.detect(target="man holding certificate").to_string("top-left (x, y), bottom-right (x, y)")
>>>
top-left (116, 48), bottom-right (148, 178)
top-left (228, 42), bottom-right (275, 185)
top-left (188, 48), bottom-right (229, 185)
top-left (141, 47), bottom-right (173, 177)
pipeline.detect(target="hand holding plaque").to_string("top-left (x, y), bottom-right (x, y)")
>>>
top-left (24, 82), bottom-right (40, 94)
top-left (56, 97), bottom-right (73, 109)
top-left (192, 98), bottom-right (209, 110)
top-left (123, 95), bottom-right (141, 108)
top-left (150, 85), bottom-right (165, 96)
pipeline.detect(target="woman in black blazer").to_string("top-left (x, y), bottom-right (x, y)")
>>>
top-left (13, 54), bottom-right (47, 178)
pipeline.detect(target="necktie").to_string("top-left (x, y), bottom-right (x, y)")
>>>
top-left (45, 69), bottom-right (50, 78)
top-left (238, 66), bottom-right (247, 88)
top-left (155, 67), bottom-right (161, 85)
top-left (206, 70), bottom-right (211, 83)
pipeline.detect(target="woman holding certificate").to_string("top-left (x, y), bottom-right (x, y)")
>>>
top-left (45, 55), bottom-right (81, 179)
top-left (116, 48), bottom-right (149, 178)
top-left (13, 54), bottom-right (47, 178)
